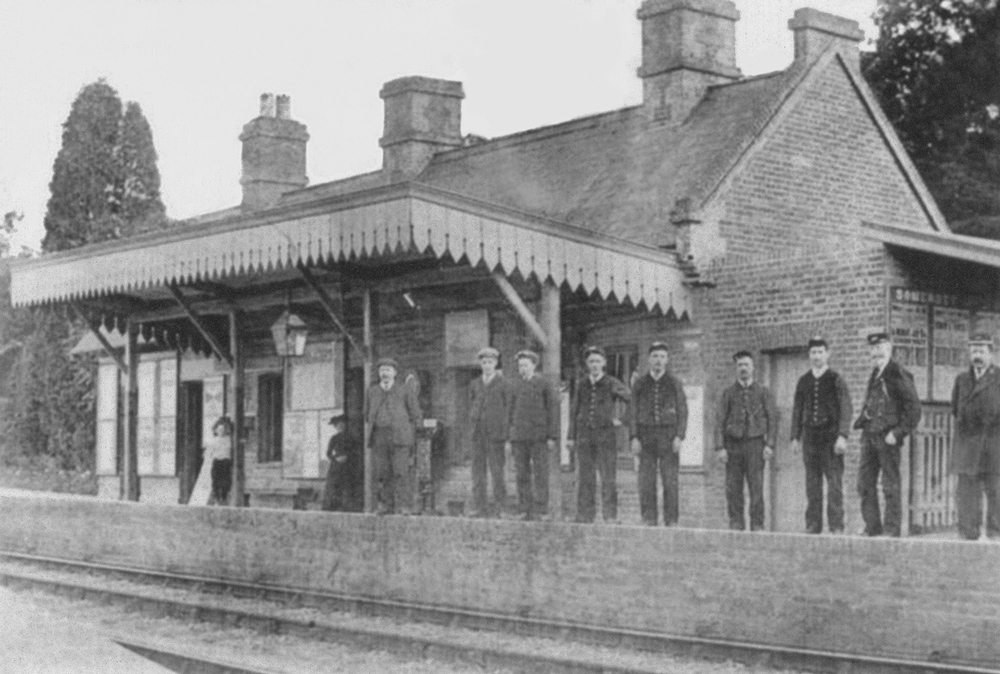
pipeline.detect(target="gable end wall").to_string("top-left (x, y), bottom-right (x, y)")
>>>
top-left (716, 59), bottom-right (935, 259)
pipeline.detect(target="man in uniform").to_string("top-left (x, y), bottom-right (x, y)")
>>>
top-left (468, 346), bottom-right (511, 517)
top-left (630, 341), bottom-right (688, 526)
top-left (853, 332), bottom-right (921, 537)
top-left (567, 345), bottom-right (630, 524)
top-left (507, 350), bottom-right (560, 520)
top-left (364, 357), bottom-right (422, 515)
top-left (951, 333), bottom-right (1000, 540)
top-left (791, 337), bottom-right (853, 534)
top-left (715, 350), bottom-right (777, 531)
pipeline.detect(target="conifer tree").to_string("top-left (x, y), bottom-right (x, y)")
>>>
top-left (7, 80), bottom-right (167, 477)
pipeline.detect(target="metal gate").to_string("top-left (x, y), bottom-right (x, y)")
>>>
top-left (909, 404), bottom-right (956, 533)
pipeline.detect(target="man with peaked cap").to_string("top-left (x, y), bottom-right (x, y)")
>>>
top-left (715, 350), bottom-right (777, 531)
top-left (567, 345), bottom-right (631, 523)
top-left (630, 341), bottom-right (688, 526)
top-left (321, 412), bottom-right (362, 512)
top-left (364, 356), bottom-right (423, 514)
top-left (791, 337), bottom-right (853, 534)
top-left (468, 346), bottom-right (512, 517)
top-left (853, 332), bottom-right (921, 536)
top-left (507, 349), bottom-right (560, 520)
top-left (951, 332), bottom-right (1000, 540)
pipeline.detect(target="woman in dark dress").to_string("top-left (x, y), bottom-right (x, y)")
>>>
top-left (322, 413), bottom-right (362, 512)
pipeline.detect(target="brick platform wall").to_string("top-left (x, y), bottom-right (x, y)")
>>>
top-left (0, 491), bottom-right (996, 668)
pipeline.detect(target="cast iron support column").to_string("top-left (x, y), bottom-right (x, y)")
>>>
top-left (123, 320), bottom-right (140, 501)
top-left (363, 288), bottom-right (374, 513)
top-left (540, 281), bottom-right (564, 520)
top-left (229, 310), bottom-right (246, 507)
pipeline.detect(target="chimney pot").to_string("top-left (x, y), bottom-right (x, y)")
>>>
top-left (240, 94), bottom-right (309, 211)
top-left (788, 8), bottom-right (864, 68)
top-left (259, 93), bottom-right (276, 117)
top-left (276, 94), bottom-right (291, 119)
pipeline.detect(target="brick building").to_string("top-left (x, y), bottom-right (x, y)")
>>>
top-left (11, 1), bottom-right (999, 533)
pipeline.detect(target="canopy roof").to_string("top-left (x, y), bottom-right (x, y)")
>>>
top-left (11, 183), bottom-right (690, 317)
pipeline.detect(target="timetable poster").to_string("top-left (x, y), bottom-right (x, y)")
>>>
top-left (933, 306), bottom-right (969, 402)
top-left (889, 298), bottom-right (930, 399)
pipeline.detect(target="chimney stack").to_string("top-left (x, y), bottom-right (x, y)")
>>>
top-left (240, 92), bottom-right (309, 211)
top-left (637, 0), bottom-right (741, 124)
top-left (788, 8), bottom-right (864, 69)
top-left (380, 76), bottom-right (464, 181)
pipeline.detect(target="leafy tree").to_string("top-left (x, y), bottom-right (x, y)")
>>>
top-left (863, 0), bottom-right (1000, 227)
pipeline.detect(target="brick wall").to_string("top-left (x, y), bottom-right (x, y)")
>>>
top-left (1, 491), bottom-right (996, 668)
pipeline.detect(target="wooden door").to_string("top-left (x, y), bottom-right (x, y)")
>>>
top-left (766, 350), bottom-right (809, 532)
top-left (176, 380), bottom-right (203, 504)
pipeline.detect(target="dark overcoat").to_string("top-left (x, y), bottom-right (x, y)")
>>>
top-left (469, 373), bottom-right (512, 441)
top-left (951, 365), bottom-right (1000, 476)
top-left (508, 374), bottom-right (560, 442)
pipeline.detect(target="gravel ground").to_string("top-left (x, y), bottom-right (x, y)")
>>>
top-left (0, 560), bottom-right (808, 674)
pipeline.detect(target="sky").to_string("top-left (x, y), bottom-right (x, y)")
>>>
top-left (0, 0), bottom-right (878, 252)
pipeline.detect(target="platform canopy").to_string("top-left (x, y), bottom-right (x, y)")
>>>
top-left (11, 183), bottom-right (690, 318)
top-left (863, 220), bottom-right (1000, 269)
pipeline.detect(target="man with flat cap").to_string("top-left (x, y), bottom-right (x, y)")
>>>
top-left (468, 346), bottom-right (512, 517)
top-left (364, 356), bottom-right (423, 514)
top-left (951, 333), bottom-right (1000, 540)
top-left (715, 350), bottom-right (777, 531)
top-left (791, 337), bottom-right (853, 534)
top-left (853, 332), bottom-right (920, 536)
top-left (507, 350), bottom-right (560, 520)
top-left (321, 413), bottom-right (362, 512)
top-left (568, 345), bottom-right (631, 523)
top-left (630, 341), bottom-right (688, 526)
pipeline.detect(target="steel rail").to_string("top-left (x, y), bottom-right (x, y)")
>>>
top-left (115, 639), bottom-right (282, 674)
top-left (0, 551), bottom-right (996, 674)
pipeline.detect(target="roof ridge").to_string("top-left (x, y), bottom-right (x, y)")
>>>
top-left (428, 105), bottom-right (640, 164)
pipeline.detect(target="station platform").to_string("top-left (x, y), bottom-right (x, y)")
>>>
top-left (0, 586), bottom-right (170, 673)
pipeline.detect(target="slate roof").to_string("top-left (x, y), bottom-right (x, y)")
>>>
top-left (416, 63), bottom-right (808, 248)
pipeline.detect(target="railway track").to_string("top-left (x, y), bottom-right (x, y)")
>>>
top-left (0, 550), bottom-right (995, 674)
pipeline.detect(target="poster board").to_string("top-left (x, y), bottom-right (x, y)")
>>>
top-left (290, 341), bottom-right (341, 411)
top-left (933, 307), bottom-right (969, 402)
top-left (445, 310), bottom-right (490, 367)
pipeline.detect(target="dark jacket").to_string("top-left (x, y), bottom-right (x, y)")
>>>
top-left (951, 365), bottom-right (1000, 476)
top-left (853, 360), bottom-right (921, 440)
top-left (791, 368), bottom-right (852, 441)
top-left (508, 374), bottom-right (560, 442)
top-left (629, 371), bottom-right (688, 440)
top-left (469, 372), bottom-right (512, 441)
top-left (365, 380), bottom-right (422, 446)
top-left (568, 374), bottom-right (630, 440)
top-left (714, 381), bottom-right (777, 449)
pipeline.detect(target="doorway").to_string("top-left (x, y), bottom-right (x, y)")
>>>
top-left (765, 349), bottom-right (809, 532)
top-left (176, 380), bottom-right (203, 504)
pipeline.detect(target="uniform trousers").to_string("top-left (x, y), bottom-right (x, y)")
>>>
top-left (857, 432), bottom-right (901, 536)
top-left (724, 436), bottom-right (766, 531)
top-left (371, 427), bottom-right (414, 514)
top-left (512, 440), bottom-right (549, 518)
top-left (802, 428), bottom-right (844, 533)
top-left (636, 427), bottom-right (679, 526)
top-left (957, 472), bottom-right (1000, 540)
top-left (576, 426), bottom-right (618, 523)
top-left (471, 434), bottom-right (507, 515)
